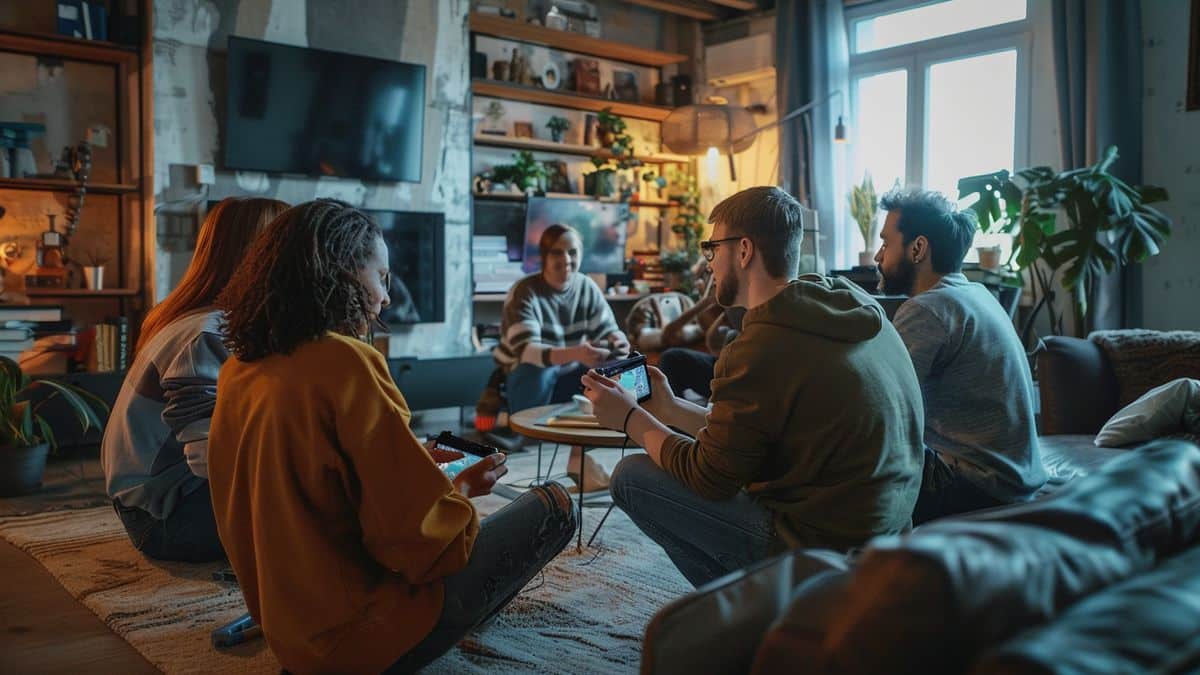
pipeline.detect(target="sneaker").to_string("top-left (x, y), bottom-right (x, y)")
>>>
top-left (566, 449), bottom-right (610, 492)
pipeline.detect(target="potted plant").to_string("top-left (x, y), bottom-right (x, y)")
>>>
top-left (0, 356), bottom-right (108, 496)
top-left (488, 150), bottom-right (547, 193)
top-left (586, 108), bottom-right (641, 198)
top-left (958, 146), bottom-right (1172, 341)
top-left (546, 116), bottom-right (570, 143)
top-left (848, 174), bottom-right (879, 267)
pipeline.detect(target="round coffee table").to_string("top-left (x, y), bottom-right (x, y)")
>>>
top-left (509, 404), bottom-right (629, 550)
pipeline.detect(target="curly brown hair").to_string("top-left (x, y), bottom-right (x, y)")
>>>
top-left (218, 199), bottom-right (383, 361)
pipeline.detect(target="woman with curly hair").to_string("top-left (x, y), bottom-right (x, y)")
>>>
top-left (102, 196), bottom-right (288, 562)
top-left (207, 199), bottom-right (575, 674)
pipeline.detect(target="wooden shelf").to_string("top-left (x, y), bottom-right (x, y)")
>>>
top-left (473, 79), bottom-right (674, 122)
top-left (0, 178), bottom-right (138, 195)
top-left (473, 192), bottom-right (676, 208)
top-left (473, 134), bottom-right (690, 164)
top-left (469, 14), bottom-right (687, 67)
top-left (621, 0), bottom-right (719, 21)
top-left (24, 288), bottom-right (139, 298)
top-left (0, 30), bottom-right (138, 63)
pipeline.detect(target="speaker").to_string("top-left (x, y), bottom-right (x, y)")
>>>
top-left (655, 82), bottom-right (674, 107)
top-left (671, 75), bottom-right (692, 106)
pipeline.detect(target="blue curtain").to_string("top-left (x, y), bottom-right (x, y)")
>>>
top-left (776, 0), bottom-right (850, 271)
top-left (1052, 0), bottom-right (1143, 330)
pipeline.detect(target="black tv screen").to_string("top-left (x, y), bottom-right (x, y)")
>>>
top-left (369, 209), bottom-right (444, 325)
top-left (224, 36), bottom-right (426, 182)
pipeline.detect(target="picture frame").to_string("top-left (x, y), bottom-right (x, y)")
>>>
top-left (613, 70), bottom-right (639, 102)
top-left (513, 121), bottom-right (534, 138)
top-left (571, 58), bottom-right (601, 95)
top-left (543, 160), bottom-right (571, 193)
top-left (1189, 0), bottom-right (1200, 110)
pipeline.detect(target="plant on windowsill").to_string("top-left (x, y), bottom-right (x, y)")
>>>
top-left (848, 173), bottom-right (879, 268)
top-left (587, 108), bottom-right (642, 199)
top-left (0, 356), bottom-right (108, 496)
top-left (958, 146), bottom-right (1172, 342)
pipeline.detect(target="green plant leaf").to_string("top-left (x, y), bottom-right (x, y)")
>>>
top-left (26, 380), bottom-right (105, 435)
top-left (34, 415), bottom-right (56, 452)
top-left (1138, 185), bottom-right (1169, 204)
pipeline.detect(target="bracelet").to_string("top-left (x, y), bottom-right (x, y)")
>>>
top-left (622, 406), bottom-right (638, 437)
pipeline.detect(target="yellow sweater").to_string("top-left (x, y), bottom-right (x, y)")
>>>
top-left (208, 333), bottom-right (479, 675)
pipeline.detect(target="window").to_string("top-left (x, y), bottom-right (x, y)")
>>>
top-left (847, 0), bottom-right (1030, 261)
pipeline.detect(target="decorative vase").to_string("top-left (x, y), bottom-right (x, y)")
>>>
top-left (0, 443), bottom-right (49, 497)
top-left (858, 251), bottom-right (876, 268)
top-left (550, 129), bottom-right (563, 142)
top-left (83, 265), bottom-right (104, 290)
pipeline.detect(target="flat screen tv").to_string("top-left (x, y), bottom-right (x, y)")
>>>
top-left (369, 209), bottom-right (444, 325)
top-left (224, 36), bottom-right (426, 183)
top-left (522, 197), bottom-right (629, 274)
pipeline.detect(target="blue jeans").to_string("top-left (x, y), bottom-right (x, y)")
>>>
top-left (384, 482), bottom-right (576, 672)
top-left (911, 447), bottom-right (1006, 526)
top-left (609, 454), bottom-right (780, 588)
top-left (505, 363), bottom-right (588, 413)
top-left (113, 483), bottom-right (225, 563)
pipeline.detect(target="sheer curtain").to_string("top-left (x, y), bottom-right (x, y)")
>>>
top-left (776, 0), bottom-right (851, 271)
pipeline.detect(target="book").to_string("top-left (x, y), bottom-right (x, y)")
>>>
top-left (0, 306), bottom-right (63, 322)
top-left (0, 327), bottom-right (32, 341)
top-left (0, 338), bottom-right (34, 352)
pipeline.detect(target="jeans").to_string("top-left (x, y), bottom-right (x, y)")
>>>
top-left (911, 447), bottom-right (1006, 526)
top-left (505, 363), bottom-right (589, 413)
top-left (657, 348), bottom-right (717, 399)
top-left (112, 484), bottom-right (225, 563)
top-left (385, 482), bottom-right (577, 673)
top-left (609, 454), bottom-right (779, 588)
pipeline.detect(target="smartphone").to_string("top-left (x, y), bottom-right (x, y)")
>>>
top-left (432, 431), bottom-right (498, 479)
top-left (595, 353), bottom-right (652, 403)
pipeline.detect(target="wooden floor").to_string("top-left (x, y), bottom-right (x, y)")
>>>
top-left (0, 538), bottom-right (158, 674)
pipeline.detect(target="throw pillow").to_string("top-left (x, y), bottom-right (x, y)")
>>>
top-left (1095, 378), bottom-right (1200, 448)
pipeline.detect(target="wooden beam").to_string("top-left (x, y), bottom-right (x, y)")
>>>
top-left (708, 0), bottom-right (758, 10)
top-left (622, 0), bottom-right (720, 22)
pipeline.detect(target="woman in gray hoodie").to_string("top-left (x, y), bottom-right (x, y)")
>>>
top-left (101, 197), bottom-right (287, 562)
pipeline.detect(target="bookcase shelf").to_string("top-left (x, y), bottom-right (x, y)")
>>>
top-left (473, 80), bottom-right (674, 122)
top-left (0, 178), bottom-right (139, 194)
top-left (469, 14), bottom-right (686, 67)
top-left (473, 134), bottom-right (689, 164)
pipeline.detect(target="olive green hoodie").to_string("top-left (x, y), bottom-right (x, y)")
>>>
top-left (659, 276), bottom-right (925, 552)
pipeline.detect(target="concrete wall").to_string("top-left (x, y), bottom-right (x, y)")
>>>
top-left (1141, 0), bottom-right (1200, 330)
top-left (152, 0), bottom-right (474, 356)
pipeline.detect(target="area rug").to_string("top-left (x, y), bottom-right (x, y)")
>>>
top-left (0, 475), bottom-right (688, 673)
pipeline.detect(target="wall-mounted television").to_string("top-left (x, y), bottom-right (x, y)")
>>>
top-left (522, 197), bottom-right (629, 274)
top-left (368, 209), bottom-right (444, 325)
top-left (223, 36), bottom-right (426, 183)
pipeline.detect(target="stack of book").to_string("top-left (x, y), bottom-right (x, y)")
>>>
top-left (89, 317), bottom-right (130, 373)
top-left (472, 235), bottom-right (525, 295)
top-left (0, 305), bottom-right (76, 374)
top-left (631, 250), bottom-right (667, 292)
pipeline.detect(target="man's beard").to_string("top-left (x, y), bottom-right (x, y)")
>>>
top-left (878, 257), bottom-right (915, 295)
top-left (716, 273), bottom-right (740, 307)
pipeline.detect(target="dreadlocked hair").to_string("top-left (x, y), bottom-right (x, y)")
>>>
top-left (218, 199), bottom-right (383, 361)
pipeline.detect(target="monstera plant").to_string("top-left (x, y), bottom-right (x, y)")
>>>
top-left (958, 146), bottom-right (1172, 340)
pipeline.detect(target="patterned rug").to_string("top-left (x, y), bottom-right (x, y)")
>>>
top-left (0, 475), bottom-right (688, 673)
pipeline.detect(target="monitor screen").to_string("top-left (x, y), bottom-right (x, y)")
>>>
top-left (522, 197), bottom-right (630, 274)
top-left (224, 36), bottom-right (426, 183)
top-left (369, 209), bottom-right (444, 325)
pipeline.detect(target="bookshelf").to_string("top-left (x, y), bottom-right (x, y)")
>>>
top-left (473, 79), bottom-right (674, 122)
top-left (474, 134), bottom-right (689, 164)
top-left (468, 14), bottom-right (687, 67)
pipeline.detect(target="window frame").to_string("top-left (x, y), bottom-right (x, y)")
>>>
top-left (846, 0), bottom-right (1033, 197)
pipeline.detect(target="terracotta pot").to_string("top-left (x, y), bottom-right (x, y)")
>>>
top-left (0, 443), bottom-right (49, 497)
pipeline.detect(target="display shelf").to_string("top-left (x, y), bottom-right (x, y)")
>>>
top-left (473, 79), bottom-right (674, 122)
top-left (0, 178), bottom-right (138, 194)
top-left (473, 134), bottom-right (690, 164)
top-left (469, 13), bottom-right (687, 67)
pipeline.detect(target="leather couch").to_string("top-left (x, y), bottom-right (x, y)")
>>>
top-left (642, 440), bottom-right (1200, 674)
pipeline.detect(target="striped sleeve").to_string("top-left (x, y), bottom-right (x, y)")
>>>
top-left (581, 277), bottom-right (620, 340)
top-left (495, 283), bottom-right (549, 369)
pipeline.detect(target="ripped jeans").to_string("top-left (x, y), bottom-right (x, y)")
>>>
top-left (384, 482), bottom-right (577, 673)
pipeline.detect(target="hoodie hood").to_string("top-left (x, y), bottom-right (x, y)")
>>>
top-left (742, 275), bottom-right (884, 343)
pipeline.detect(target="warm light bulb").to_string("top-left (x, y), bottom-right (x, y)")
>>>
top-left (706, 146), bottom-right (720, 161)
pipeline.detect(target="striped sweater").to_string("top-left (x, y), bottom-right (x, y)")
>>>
top-left (496, 273), bottom-right (620, 371)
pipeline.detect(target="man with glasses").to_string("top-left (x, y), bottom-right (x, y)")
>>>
top-left (581, 186), bottom-right (925, 587)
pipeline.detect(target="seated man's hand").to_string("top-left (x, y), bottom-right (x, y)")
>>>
top-left (452, 453), bottom-right (508, 498)
top-left (606, 332), bottom-right (632, 358)
top-left (581, 370), bottom-right (639, 432)
top-left (639, 366), bottom-right (678, 423)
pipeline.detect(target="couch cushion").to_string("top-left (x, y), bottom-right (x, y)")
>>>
top-left (1035, 435), bottom-right (1125, 497)
top-left (1037, 336), bottom-right (1120, 435)
top-left (1091, 329), bottom-right (1200, 407)
top-left (971, 544), bottom-right (1200, 675)
top-left (820, 440), bottom-right (1200, 675)
top-left (641, 549), bottom-right (848, 675)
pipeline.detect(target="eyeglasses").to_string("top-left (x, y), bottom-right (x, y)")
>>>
top-left (699, 236), bottom-right (744, 262)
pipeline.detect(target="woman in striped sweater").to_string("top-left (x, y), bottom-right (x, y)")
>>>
top-left (496, 224), bottom-right (631, 489)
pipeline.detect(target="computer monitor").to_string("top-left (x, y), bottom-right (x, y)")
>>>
top-left (522, 197), bottom-right (629, 274)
